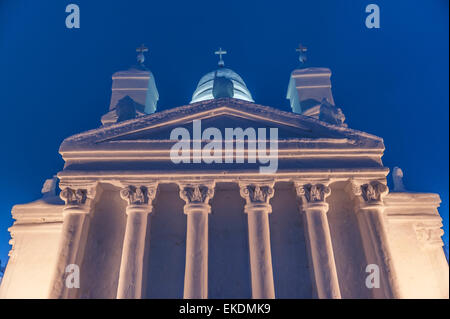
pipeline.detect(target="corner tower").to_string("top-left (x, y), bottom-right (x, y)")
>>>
top-left (286, 44), bottom-right (345, 126)
top-left (101, 45), bottom-right (159, 125)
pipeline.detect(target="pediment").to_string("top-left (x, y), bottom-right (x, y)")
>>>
top-left (107, 114), bottom-right (314, 141)
top-left (60, 98), bottom-right (384, 152)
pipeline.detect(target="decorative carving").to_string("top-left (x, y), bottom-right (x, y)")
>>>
top-left (360, 181), bottom-right (388, 203)
top-left (318, 99), bottom-right (347, 127)
top-left (60, 188), bottom-right (88, 206)
top-left (180, 184), bottom-right (214, 204)
top-left (120, 185), bottom-right (156, 205)
top-left (240, 184), bottom-right (274, 205)
top-left (296, 183), bottom-right (331, 203)
top-left (414, 223), bottom-right (444, 249)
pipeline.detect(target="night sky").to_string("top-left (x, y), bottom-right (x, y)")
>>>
top-left (0, 0), bottom-right (448, 265)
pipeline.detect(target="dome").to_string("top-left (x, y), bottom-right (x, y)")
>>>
top-left (191, 68), bottom-right (254, 103)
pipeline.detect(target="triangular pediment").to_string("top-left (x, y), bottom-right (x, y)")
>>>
top-left (60, 98), bottom-right (383, 152)
top-left (107, 114), bottom-right (315, 141)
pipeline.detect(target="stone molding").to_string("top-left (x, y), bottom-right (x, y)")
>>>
top-left (56, 168), bottom-right (390, 187)
top-left (414, 222), bottom-right (445, 250)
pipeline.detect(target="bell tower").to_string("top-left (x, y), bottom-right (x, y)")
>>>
top-left (286, 44), bottom-right (345, 126)
top-left (101, 45), bottom-right (159, 125)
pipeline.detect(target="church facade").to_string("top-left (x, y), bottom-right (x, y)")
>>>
top-left (0, 48), bottom-right (448, 299)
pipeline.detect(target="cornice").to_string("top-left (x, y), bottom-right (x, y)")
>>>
top-left (385, 196), bottom-right (445, 249)
top-left (60, 148), bottom-right (384, 162)
top-left (384, 192), bottom-right (442, 223)
top-left (57, 167), bottom-right (389, 185)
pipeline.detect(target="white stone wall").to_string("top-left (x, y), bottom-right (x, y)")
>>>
top-left (0, 223), bottom-right (62, 298)
top-left (1, 182), bottom-right (448, 299)
top-left (327, 182), bottom-right (371, 298)
top-left (144, 184), bottom-right (187, 298)
top-left (79, 184), bottom-right (126, 298)
top-left (385, 193), bottom-right (449, 299)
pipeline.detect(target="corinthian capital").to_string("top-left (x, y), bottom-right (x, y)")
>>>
top-left (346, 180), bottom-right (388, 205)
top-left (60, 187), bottom-right (88, 206)
top-left (120, 185), bottom-right (157, 206)
top-left (58, 182), bottom-right (98, 213)
top-left (360, 181), bottom-right (388, 203)
top-left (295, 183), bottom-right (331, 203)
top-left (179, 182), bottom-right (215, 205)
top-left (239, 183), bottom-right (275, 205)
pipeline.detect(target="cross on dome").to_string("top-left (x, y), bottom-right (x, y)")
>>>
top-left (215, 47), bottom-right (227, 67)
top-left (136, 44), bottom-right (148, 65)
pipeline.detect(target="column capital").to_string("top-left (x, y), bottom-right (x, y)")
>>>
top-left (178, 181), bottom-right (215, 214)
top-left (120, 184), bottom-right (158, 215)
top-left (59, 183), bottom-right (98, 214)
top-left (294, 182), bottom-right (331, 212)
top-left (239, 181), bottom-right (275, 213)
top-left (347, 180), bottom-right (388, 209)
top-left (295, 182), bottom-right (331, 202)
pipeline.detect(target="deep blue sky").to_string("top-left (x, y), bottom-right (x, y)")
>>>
top-left (0, 0), bottom-right (448, 265)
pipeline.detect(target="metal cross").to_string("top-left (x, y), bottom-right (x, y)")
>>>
top-left (136, 44), bottom-right (148, 64)
top-left (215, 47), bottom-right (227, 67)
top-left (296, 43), bottom-right (307, 64)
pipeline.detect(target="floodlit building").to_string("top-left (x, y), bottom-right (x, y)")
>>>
top-left (0, 47), bottom-right (448, 299)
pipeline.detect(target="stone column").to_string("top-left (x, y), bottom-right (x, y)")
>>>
top-left (239, 182), bottom-right (275, 299)
top-left (179, 182), bottom-right (215, 299)
top-left (350, 180), bottom-right (402, 298)
top-left (48, 185), bottom-right (97, 299)
top-left (117, 184), bottom-right (157, 299)
top-left (294, 182), bottom-right (341, 299)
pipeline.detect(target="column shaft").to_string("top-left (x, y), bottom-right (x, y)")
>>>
top-left (239, 183), bottom-right (276, 299)
top-left (117, 206), bottom-right (151, 299)
top-left (179, 183), bottom-right (214, 299)
top-left (303, 205), bottom-right (341, 298)
top-left (184, 209), bottom-right (209, 299)
top-left (295, 182), bottom-right (341, 299)
top-left (357, 206), bottom-right (401, 298)
top-left (352, 181), bottom-right (402, 298)
top-left (246, 207), bottom-right (275, 299)
top-left (49, 207), bottom-right (89, 299)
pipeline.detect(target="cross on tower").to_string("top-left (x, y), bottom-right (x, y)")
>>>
top-left (136, 44), bottom-right (148, 65)
top-left (215, 47), bottom-right (227, 67)
top-left (296, 43), bottom-right (307, 64)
